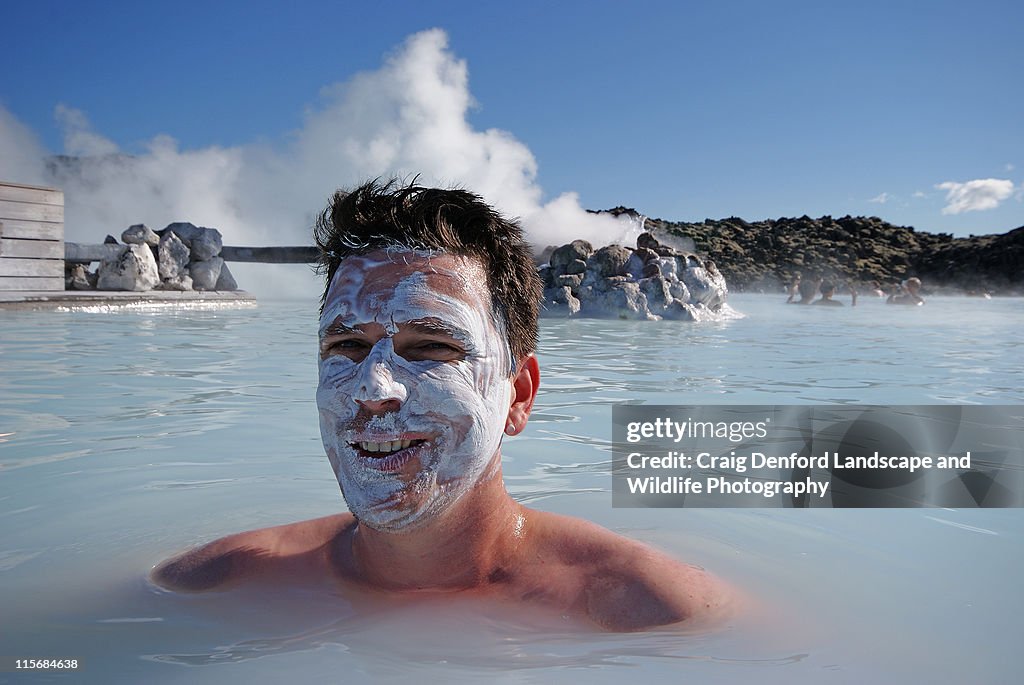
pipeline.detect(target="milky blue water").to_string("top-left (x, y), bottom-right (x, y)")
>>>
top-left (1, 293), bottom-right (1022, 684)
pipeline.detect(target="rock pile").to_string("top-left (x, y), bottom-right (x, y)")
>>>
top-left (539, 232), bottom-right (731, 320)
top-left (642, 212), bottom-right (1024, 295)
top-left (65, 222), bottom-right (239, 292)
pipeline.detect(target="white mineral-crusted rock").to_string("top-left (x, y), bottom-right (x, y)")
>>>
top-left (190, 228), bottom-right (223, 262)
top-left (556, 273), bottom-right (583, 290)
top-left (586, 245), bottom-right (632, 279)
top-left (624, 252), bottom-right (646, 280)
top-left (564, 258), bottom-right (587, 275)
top-left (158, 231), bottom-right (191, 280)
top-left (97, 244), bottom-right (160, 291)
top-left (160, 222), bottom-right (223, 261)
top-left (542, 285), bottom-right (581, 316)
top-left (668, 279), bottom-right (690, 302)
top-left (156, 274), bottom-right (193, 291)
top-left (537, 230), bottom-right (733, 321)
top-left (214, 262), bottom-right (238, 291)
top-left (161, 222), bottom-right (202, 244)
top-left (662, 301), bottom-right (698, 321)
top-left (65, 263), bottom-right (93, 290)
top-left (681, 258), bottom-right (728, 309)
top-left (190, 257), bottom-right (224, 290)
top-left (121, 224), bottom-right (160, 247)
top-left (639, 275), bottom-right (672, 310)
top-left (655, 256), bottom-right (678, 279)
top-left (578, 282), bottom-right (653, 320)
top-left (549, 240), bottom-right (594, 273)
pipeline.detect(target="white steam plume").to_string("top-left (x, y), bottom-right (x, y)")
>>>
top-left (0, 105), bottom-right (48, 184)
top-left (1, 29), bottom-right (635, 298)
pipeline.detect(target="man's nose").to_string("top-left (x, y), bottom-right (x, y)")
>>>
top-left (357, 383), bottom-right (402, 414)
top-left (353, 344), bottom-right (408, 414)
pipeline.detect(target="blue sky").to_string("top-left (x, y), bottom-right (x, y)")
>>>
top-left (2, 0), bottom-right (1021, 244)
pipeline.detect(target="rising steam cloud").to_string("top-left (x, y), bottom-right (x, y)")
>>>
top-left (0, 29), bottom-right (636, 297)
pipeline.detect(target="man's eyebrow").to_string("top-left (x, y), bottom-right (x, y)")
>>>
top-left (320, 321), bottom-right (361, 338)
top-left (405, 318), bottom-right (469, 339)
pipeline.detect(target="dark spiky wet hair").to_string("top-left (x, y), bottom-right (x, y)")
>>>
top-left (314, 179), bottom-right (542, 363)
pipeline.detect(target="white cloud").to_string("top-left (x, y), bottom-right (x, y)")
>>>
top-left (936, 178), bottom-right (1015, 214)
top-left (868, 192), bottom-right (890, 204)
top-left (1, 29), bottom-right (637, 297)
top-left (912, 191), bottom-right (927, 199)
top-left (1006, 163), bottom-right (1015, 172)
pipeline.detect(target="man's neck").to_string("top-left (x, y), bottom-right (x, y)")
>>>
top-left (348, 465), bottom-right (527, 591)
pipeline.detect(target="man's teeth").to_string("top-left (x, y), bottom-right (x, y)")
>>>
top-left (358, 439), bottom-right (420, 454)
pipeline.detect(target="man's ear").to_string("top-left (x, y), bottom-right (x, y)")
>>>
top-left (505, 355), bottom-right (540, 435)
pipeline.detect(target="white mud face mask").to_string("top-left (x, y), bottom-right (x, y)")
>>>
top-left (316, 249), bottom-right (514, 532)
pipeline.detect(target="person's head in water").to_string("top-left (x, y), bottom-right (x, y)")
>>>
top-left (313, 179), bottom-right (543, 532)
top-left (315, 179), bottom-right (541, 363)
top-left (153, 179), bottom-right (732, 629)
top-left (796, 278), bottom-right (819, 303)
top-left (819, 281), bottom-right (836, 299)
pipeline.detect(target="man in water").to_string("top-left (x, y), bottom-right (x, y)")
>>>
top-left (789, 275), bottom-right (821, 304)
top-left (785, 271), bottom-right (802, 303)
top-left (887, 277), bottom-right (925, 305)
top-left (812, 281), bottom-right (857, 307)
top-left (153, 180), bottom-right (731, 632)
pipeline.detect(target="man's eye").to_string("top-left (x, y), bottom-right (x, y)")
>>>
top-left (325, 339), bottom-right (369, 354)
top-left (407, 341), bottom-right (465, 360)
top-left (421, 342), bottom-right (461, 352)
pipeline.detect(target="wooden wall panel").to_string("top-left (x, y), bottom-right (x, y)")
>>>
top-left (1, 238), bottom-right (64, 259)
top-left (0, 257), bottom-right (64, 277)
top-left (0, 182), bottom-right (65, 291)
top-left (0, 276), bottom-right (65, 291)
top-left (0, 218), bottom-right (63, 241)
top-left (0, 185), bottom-right (64, 206)
top-left (0, 199), bottom-right (64, 223)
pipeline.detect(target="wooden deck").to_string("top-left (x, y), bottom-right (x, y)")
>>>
top-left (0, 289), bottom-right (256, 311)
top-left (1, 178), bottom-right (317, 305)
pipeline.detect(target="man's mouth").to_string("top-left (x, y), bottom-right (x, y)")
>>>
top-left (347, 436), bottom-right (432, 473)
top-left (356, 439), bottom-right (428, 453)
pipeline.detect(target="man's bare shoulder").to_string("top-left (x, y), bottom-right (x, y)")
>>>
top-left (521, 510), bottom-right (735, 631)
top-left (151, 513), bottom-right (355, 592)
